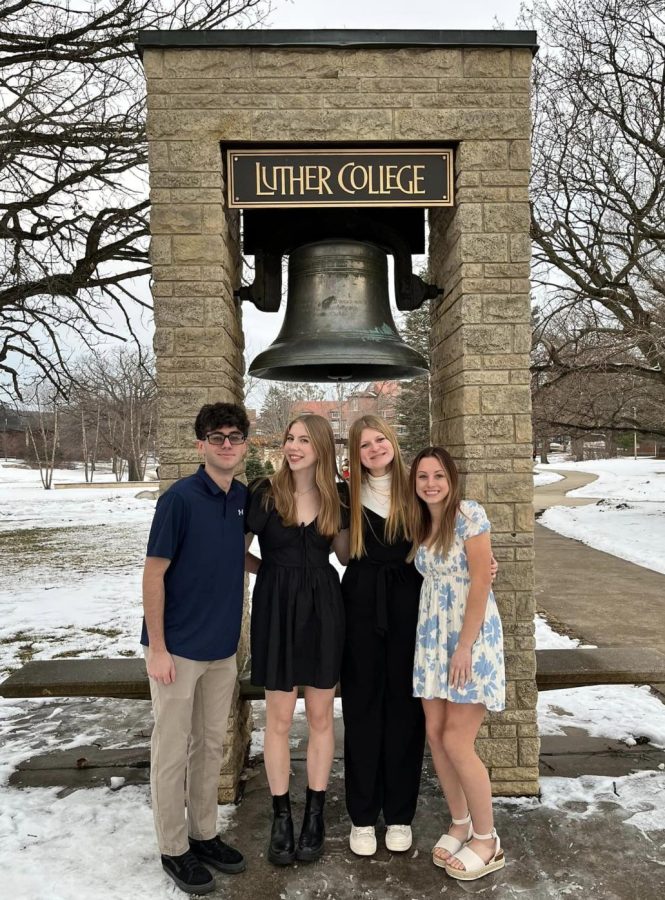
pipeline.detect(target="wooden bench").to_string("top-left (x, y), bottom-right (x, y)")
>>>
top-left (2, 648), bottom-right (665, 700)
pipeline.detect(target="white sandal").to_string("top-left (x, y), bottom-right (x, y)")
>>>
top-left (431, 813), bottom-right (472, 868)
top-left (445, 827), bottom-right (505, 881)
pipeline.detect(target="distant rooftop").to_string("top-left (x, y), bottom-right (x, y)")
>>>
top-left (137, 29), bottom-right (538, 53)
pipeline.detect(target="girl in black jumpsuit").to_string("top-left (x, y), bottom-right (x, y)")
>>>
top-left (341, 415), bottom-right (425, 855)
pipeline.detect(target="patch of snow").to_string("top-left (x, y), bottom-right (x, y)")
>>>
top-left (0, 460), bottom-right (154, 534)
top-left (534, 470), bottom-right (565, 487)
top-left (502, 770), bottom-right (665, 833)
top-left (539, 502), bottom-right (665, 574)
top-left (534, 614), bottom-right (586, 649)
top-left (534, 458), bottom-right (665, 573)
top-left (0, 463), bottom-right (155, 673)
top-left (0, 783), bottom-right (235, 900)
top-left (535, 615), bottom-right (665, 749)
top-left (540, 771), bottom-right (665, 831)
top-left (536, 457), bottom-right (665, 502)
top-left (538, 684), bottom-right (665, 748)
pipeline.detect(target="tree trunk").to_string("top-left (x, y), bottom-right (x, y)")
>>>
top-left (604, 432), bottom-right (617, 458)
top-left (571, 436), bottom-right (584, 461)
top-left (539, 437), bottom-right (549, 465)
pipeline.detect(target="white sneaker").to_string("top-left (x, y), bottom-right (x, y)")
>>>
top-left (349, 825), bottom-right (377, 856)
top-left (385, 824), bottom-right (412, 852)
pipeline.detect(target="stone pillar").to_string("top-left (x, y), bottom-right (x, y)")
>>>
top-left (429, 50), bottom-right (538, 796)
top-left (144, 48), bottom-right (252, 801)
top-left (142, 34), bottom-right (538, 797)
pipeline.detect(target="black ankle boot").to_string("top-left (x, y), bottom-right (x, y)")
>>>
top-left (296, 787), bottom-right (326, 862)
top-left (268, 792), bottom-right (295, 866)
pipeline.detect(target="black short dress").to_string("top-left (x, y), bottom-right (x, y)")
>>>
top-left (247, 479), bottom-right (348, 692)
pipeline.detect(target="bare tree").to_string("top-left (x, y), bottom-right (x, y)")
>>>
top-left (256, 381), bottom-right (331, 438)
top-left (525, 0), bottom-right (665, 437)
top-left (78, 400), bottom-right (102, 483)
top-left (531, 302), bottom-right (665, 443)
top-left (75, 346), bottom-right (157, 481)
top-left (0, 0), bottom-right (272, 400)
top-left (23, 383), bottom-right (61, 489)
top-left (395, 303), bottom-right (430, 459)
top-left (257, 383), bottom-right (296, 438)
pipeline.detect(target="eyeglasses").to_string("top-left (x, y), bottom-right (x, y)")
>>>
top-left (205, 431), bottom-right (246, 446)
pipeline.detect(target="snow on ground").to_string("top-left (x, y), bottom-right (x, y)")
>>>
top-left (536, 456), bottom-right (665, 501)
top-left (540, 683), bottom-right (665, 748)
top-left (535, 613), bottom-right (582, 649)
top-left (0, 461), bottom-right (156, 672)
top-left (506, 769), bottom-right (665, 833)
top-left (1, 463), bottom-right (665, 898)
top-left (536, 614), bottom-right (665, 748)
top-left (535, 457), bottom-right (665, 574)
top-left (540, 502), bottom-right (665, 574)
top-left (534, 469), bottom-right (564, 487)
top-left (0, 460), bottom-right (154, 534)
top-left (0, 778), bottom-right (234, 900)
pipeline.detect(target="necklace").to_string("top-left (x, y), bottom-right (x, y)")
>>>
top-left (294, 485), bottom-right (317, 496)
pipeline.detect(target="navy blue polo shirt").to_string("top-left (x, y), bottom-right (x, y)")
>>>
top-left (140, 466), bottom-right (247, 661)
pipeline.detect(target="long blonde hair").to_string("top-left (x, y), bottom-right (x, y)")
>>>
top-left (266, 414), bottom-right (342, 538)
top-left (348, 415), bottom-right (410, 558)
top-left (407, 446), bottom-right (461, 561)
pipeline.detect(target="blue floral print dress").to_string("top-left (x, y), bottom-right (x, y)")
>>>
top-left (412, 500), bottom-right (505, 711)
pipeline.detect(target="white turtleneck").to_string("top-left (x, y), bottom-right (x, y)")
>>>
top-left (360, 471), bottom-right (392, 518)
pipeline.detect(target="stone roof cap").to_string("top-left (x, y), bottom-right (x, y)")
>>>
top-left (137, 29), bottom-right (538, 53)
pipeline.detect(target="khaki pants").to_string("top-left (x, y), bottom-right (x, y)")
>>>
top-left (144, 649), bottom-right (237, 856)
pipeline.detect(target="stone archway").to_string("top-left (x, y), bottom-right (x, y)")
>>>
top-left (140, 29), bottom-right (538, 798)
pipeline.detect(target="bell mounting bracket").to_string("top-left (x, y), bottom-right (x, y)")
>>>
top-left (235, 209), bottom-right (442, 312)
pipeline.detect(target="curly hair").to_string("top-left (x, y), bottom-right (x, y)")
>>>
top-left (194, 403), bottom-right (250, 440)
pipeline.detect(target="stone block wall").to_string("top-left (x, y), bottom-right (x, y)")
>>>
top-left (143, 40), bottom-right (537, 796)
top-left (428, 53), bottom-right (536, 795)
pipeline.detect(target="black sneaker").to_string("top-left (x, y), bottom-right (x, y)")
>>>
top-left (189, 835), bottom-right (246, 874)
top-left (161, 850), bottom-right (215, 895)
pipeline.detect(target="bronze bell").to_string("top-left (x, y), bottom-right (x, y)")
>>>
top-left (248, 240), bottom-right (428, 382)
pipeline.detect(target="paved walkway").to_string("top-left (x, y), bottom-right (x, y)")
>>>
top-left (534, 469), bottom-right (665, 654)
top-left (533, 468), bottom-right (599, 513)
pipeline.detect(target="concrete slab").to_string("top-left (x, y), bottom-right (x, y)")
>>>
top-left (540, 728), bottom-right (665, 777)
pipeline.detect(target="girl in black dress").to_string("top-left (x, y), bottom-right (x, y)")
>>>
top-left (340, 415), bottom-right (425, 857)
top-left (245, 414), bottom-right (349, 866)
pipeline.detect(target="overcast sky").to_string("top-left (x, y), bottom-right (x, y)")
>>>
top-left (266, 0), bottom-right (524, 31)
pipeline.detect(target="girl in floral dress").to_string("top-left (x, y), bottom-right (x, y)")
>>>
top-left (409, 446), bottom-right (505, 882)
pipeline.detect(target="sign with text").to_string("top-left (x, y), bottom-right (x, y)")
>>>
top-left (227, 149), bottom-right (453, 208)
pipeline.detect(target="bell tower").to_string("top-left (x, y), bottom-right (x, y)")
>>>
top-left (139, 28), bottom-right (539, 799)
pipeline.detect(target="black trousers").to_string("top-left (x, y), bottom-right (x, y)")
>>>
top-left (340, 571), bottom-right (426, 827)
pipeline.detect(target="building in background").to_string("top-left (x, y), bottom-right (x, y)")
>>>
top-left (0, 404), bottom-right (26, 460)
top-left (289, 381), bottom-right (403, 441)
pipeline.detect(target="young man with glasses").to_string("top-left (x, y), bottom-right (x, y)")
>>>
top-left (141, 402), bottom-right (250, 894)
